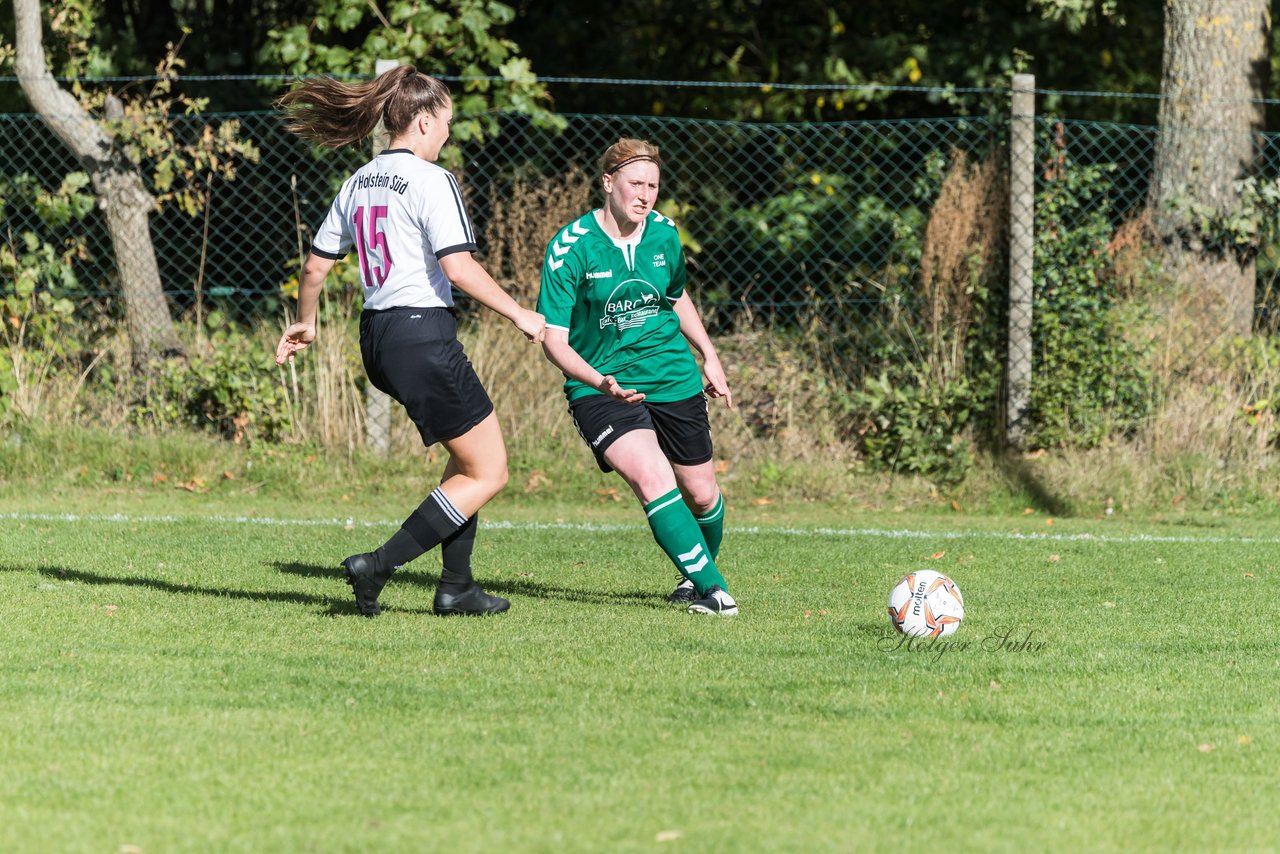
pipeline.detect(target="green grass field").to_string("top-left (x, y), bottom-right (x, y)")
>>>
top-left (2, 494), bottom-right (1278, 852)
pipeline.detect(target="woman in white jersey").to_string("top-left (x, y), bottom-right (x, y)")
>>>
top-left (537, 138), bottom-right (738, 617)
top-left (274, 65), bottom-right (545, 617)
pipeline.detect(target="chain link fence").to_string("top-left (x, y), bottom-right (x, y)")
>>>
top-left (3, 78), bottom-right (1276, 466)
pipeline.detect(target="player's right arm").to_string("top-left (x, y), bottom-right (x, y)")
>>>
top-left (541, 329), bottom-right (645, 403)
top-left (275, 251), bottom-right (335, 364)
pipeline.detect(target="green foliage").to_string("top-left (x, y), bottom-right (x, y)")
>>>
top-left (130, 330), bottom-right (292, 443)
top-left (0, 9), bottom-right (262, 221)
top-left (505, 1), bottom-right (1163, 124)
top-left (1032, 0), bottom-right (1125, 31)
top-left (852, 370), bottom-right (974, 484)
top-left (1029, 158), bottom-right (1154, 448)
top-left (260, 0), bottom-right (565, 153)
top-left (0, 174), bottom-right (98, 425)
top-left (823, 148), bottom-right (1001, 485)
top-left (1160, 175), bottom-right (1280, 265)
top-left (3, 173), bottom-right (97, 228)
top-left (716, 152), bottom-right (937, 310)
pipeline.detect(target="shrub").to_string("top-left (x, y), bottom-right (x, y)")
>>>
top-left (130, 328), bottom-right (291, 443)
top-left (1028, 158), bottom-right (1155, 447)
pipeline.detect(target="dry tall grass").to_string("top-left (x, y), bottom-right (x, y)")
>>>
top-left (479, 167), bottom-right (596, 303)
top-left (274, 289), bottom-right (371, 456)
top-left (917, 148), bottom-right (1007, 382)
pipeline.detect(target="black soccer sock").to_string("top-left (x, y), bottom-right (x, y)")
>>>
top-left (370, 528), bottom-right (421, 581)
top-left (376, 487), bottom-right (467, 572)
top-left (439, 513), bottom-right (478, 593)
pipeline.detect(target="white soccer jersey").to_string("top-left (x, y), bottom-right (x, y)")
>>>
top-left (311, 149), bottom-right (477, 310)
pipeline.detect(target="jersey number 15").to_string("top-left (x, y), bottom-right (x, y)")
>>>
top-left (353, 205), bottom-right (392, 288)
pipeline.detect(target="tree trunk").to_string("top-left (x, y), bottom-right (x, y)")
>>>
top-left (12, 0), bottom-right (185, 366)
top-left (1150, 0), bottom-right (1270, 337)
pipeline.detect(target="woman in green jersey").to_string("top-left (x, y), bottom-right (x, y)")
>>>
top-left (537, 138), bottom-right (738, 617)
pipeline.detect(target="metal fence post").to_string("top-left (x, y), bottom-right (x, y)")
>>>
top-left (1006, 73), bottom-right (1035, 448)
top-left (364, 58), bottom-right (399, 455)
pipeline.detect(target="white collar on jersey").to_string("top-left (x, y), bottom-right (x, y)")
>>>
top-left (594, 208), bottom-right (646, 247)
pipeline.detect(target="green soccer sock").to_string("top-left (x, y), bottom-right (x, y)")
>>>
top-left (644, 487), bottom-right (728, 596)
top-left (690, 490), bottom-right (724, 560)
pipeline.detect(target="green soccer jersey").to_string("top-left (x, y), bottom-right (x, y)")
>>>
top-left (538, 210), bottom-right (703, 402)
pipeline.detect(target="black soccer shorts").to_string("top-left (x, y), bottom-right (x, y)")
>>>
top-left (359, 306), bottom-right (494, 448)
top-left (568, 391), bottom-right (713, 473)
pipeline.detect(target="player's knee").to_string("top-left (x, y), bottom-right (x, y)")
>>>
top-left (682, 481), bottom-right (719, 513)
top-left (489, 463), bottom-right (510, 494)
top-left (630, 467), bottom-right (674, 499)
top-left (689, 491), bottom-right (718, 515)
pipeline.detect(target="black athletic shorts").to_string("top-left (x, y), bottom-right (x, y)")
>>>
top-left (568, 392), bottom-right (713, 473)
top-left (359, 306), bottom-right (493, 448)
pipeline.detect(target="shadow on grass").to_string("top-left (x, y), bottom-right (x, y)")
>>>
top-left (994, 451), bottom-right (1073, 517)
top-left (273, 561), bottom-right (671, 611)
top-left (24, 564), bottom-right (431, 617)
top-left (851, 620), bottom-right (899, 641)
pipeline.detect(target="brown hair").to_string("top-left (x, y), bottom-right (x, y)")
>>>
top-left (275, 65), bottom-right (451, 149)
top-left (598, 138), bottom-right (661, 177)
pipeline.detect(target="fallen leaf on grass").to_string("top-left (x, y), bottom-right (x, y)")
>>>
top-left (1238, 735), bottom-right (1252, 746)
top-left (656, 830), bottom-right (682, 843)
top-left (930, 551), bottom-right (946, 560)
top-left (524, 470), bottom-right (550, 493)
top-left (751, 497), bottom-right (773, 506)
top-left (989, 681), bottom-right (1001, 691)
top-left (1198, 743), bottom-right (1215, 753)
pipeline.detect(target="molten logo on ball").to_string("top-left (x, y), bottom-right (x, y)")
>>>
top-left (887, 570), bottom-right (964, 637)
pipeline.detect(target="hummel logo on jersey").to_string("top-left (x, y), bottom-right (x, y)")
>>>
top-left (586, 271), bottom-right (613, 280)
top-left (547, 220), bottom-right (590, 271)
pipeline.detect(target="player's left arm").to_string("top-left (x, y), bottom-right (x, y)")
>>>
top-left (672, 292), bottom-right (733, 409)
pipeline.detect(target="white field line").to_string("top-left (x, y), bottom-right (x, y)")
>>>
top-left (3, 511), bottom-right (1278, 545)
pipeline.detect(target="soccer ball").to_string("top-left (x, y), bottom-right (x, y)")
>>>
top-left (887, 570), bottom-right (965, 637)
